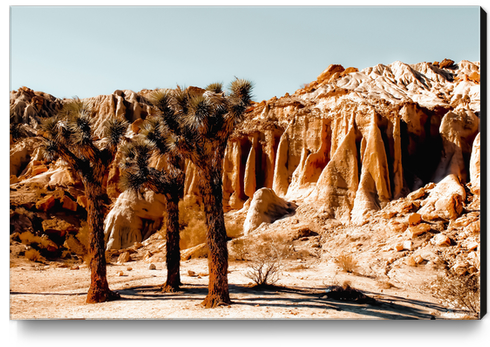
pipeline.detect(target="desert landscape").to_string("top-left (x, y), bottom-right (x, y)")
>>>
top-left (10, 58), bottom-right (481, 320)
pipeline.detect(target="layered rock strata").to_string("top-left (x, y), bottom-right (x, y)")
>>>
top-left (10, 59), bottom-right (480, 247)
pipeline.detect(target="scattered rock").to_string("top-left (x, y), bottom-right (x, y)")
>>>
top-left (408, 213), bottom-right (422, 226)
top-left (180, 243), bottom-right (209, 261)
top-left (42, 218), bottom-right (76, 237)
top-left (432, 234), bottom-right (451, 247)
top-left (117, 251), bottom-right (131, 263)
top-left (63, 235), bottom-right (87, 256)
top-left (394, 243), bottom-right (404, 252)
top-left (451, 261), bottom-right (469, 276)
top-left (243, 188), bottom-right (297, 235)
top-left (77, 196), bottom-right (88, 209)
top-left (406, 223), bottom-right (431, 239)
top-left (413, 255), bottom-right (424, 265)
top-left (403, 240), bottom-right (412, 251)
top-left (35, 195), bottom-right (55, 212)
top-left (390, 221), bottom-right (408, 233)
top-left (148, 263), bottom-right (156, 270)
top-left (418, 175), bottom-right (465, 221)
top-left (61, 195), bottom-right (77, 212)
top-left (406, 256), bottom-right (417, 266)
top-left (464, 221), bottom-right (480, 234)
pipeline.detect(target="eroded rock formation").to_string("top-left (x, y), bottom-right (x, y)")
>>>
top-left (10, 59), bottom-right (480, 250)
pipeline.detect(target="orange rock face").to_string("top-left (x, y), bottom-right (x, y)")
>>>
top-left (10, 59), bottom-right (480, 252)
top-left (36, 195), bottom-right (56, 212)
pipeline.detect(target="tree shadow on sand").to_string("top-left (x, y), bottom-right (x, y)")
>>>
top-left (113, 283), bottom-right (450, 319)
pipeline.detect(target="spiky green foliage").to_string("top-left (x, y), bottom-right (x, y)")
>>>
top-left (41, 99), bottom-right (128, 177)
top-left (106, 117), bottom-right (129, 148)
top-left (39, 97), bottom-right (128, 304)
top-left (206, 82), bottom-right (223, 94)
top-left (143, 79), bottom-right (253, 307)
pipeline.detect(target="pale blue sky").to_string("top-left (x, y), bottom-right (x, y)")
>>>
top-left (10, 6), bottom-right (481, 102)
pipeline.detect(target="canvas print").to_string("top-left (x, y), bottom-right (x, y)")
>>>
top-left (9, 6), bottom-right (482, 320)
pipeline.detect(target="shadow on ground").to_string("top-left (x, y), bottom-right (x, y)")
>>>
top-left (106, 283), bottom-right (450, 319)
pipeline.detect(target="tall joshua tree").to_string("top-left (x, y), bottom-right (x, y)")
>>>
top-left (42, 98), bottom-right (127, 303)
top-left (119, 114), bottom-right (185, 292)
top-left (148, 79), bottom-right (253, 307)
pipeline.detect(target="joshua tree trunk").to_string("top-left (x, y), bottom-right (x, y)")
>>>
top-left (200, 165), bottom-right (230, 308)
top-left (162, 193), bottom-right (181, 292)
top-left (85, 183), bottom-right (119, 303)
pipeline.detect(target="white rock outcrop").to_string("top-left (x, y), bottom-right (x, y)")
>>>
top-left (243, 188), bottom-right (297, 235)
top-left (104, 190), bottom-right (167, 250)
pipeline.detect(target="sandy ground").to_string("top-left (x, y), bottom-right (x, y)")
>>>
top-left (10, 254), bottom-right (455, 320)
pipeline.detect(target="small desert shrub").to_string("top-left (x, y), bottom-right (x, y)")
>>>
top-left (336, 253), bottom-right (358, 274)
top-left (73, 222), bottom-right (91, 263)
top-left (76, 222), bottom-right (90, 251)
top-left (25, 247), bottom-right (45, 262)
top-left (224, 217), bottom-right (244, 239)
top-left (426, 270), bottom-right (480, 318)
top-left (323, 280), bottom-right (374, 303)
top-left (229, 238), bottom-right (247, 261)
top-left (19, 231), bottom-right (54, 250)
top-left (178, 196), bottom-right (207, 249)
top-left (244, 235), bottom-right (292, 287)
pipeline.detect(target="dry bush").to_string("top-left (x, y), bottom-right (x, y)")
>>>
top-left (224, 217), bottom-right (244, 239)
top-left (244, 235), bottom-right (292, 287)
top-left (178, 196), bottom-right (207, 249)
top-left (336, 253), bottom-right (358, 274)
top-left (229, 238), bottom-right (247, 261)
top-left (19, 231), bottom-right (55, 250)
top-left (25, 248), bottom-right (45, 262)
top-left (323, 280), bottom-right (374, 303)
top-left (77, 222), bottom-right (90, 245)
top-left (75, 222), bottom-right (91, 262)
top-left (426, 270), bottom-right (480, 318)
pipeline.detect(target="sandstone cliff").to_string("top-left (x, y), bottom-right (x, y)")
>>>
top-left (9, 59), bottom-right (480, 249)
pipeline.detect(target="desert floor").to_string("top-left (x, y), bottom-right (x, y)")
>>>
top-left (10, 253), bottom-right (461, 320)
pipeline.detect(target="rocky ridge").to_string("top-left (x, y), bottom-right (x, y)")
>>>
top-left (9, 59), bottom-right (481, 311)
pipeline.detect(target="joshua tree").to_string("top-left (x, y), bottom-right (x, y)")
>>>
top-left (119, 119), bottom-right (185, 292)
top-left (147, 79), bottom-right (253, 307)
top-left (41, 98), bottom-right (128, 303)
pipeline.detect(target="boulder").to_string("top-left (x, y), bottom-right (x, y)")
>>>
top-left (469, 133), bottom-right (480, 194)
top-left (403, 240), bottom-right (413, 251)
top-left (408, 213), bottom-right (422, 226)
top-left (406, 223), bottom-right (431, 239)
top-left (417, 174), bottom-right (465, 221)
top-left (104, 190), bottom-right (166, 250)
top-left (243, 188), bottom-right (297, 235)
top-left (63, 235), bottom-right (87, 256)
top-left (77, 196), bottom-right (88, 209)
top-left (413, 254), bottom-right (425, 265)
top-left (61, 195), bottom-right (77, 212)
top-left (42, 218), bottom-right (76, 237)
top-left (181, 243), bottom-right (209, 260)
top-left (432, 233), bottom-right (451, 247)
top-left (31, 165), bottom-right (48, 176)
top-left (36, 195), bottom-right (56, 212)
top-left (117, 251), bottom-right (132, 263)
top-left (433, 108), bottom-right (479, 182)
top-left (439, 58), bottom-right (455, 69)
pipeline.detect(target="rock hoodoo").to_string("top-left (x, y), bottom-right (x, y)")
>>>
top-left (10, 59), bottom-right (480, 250)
